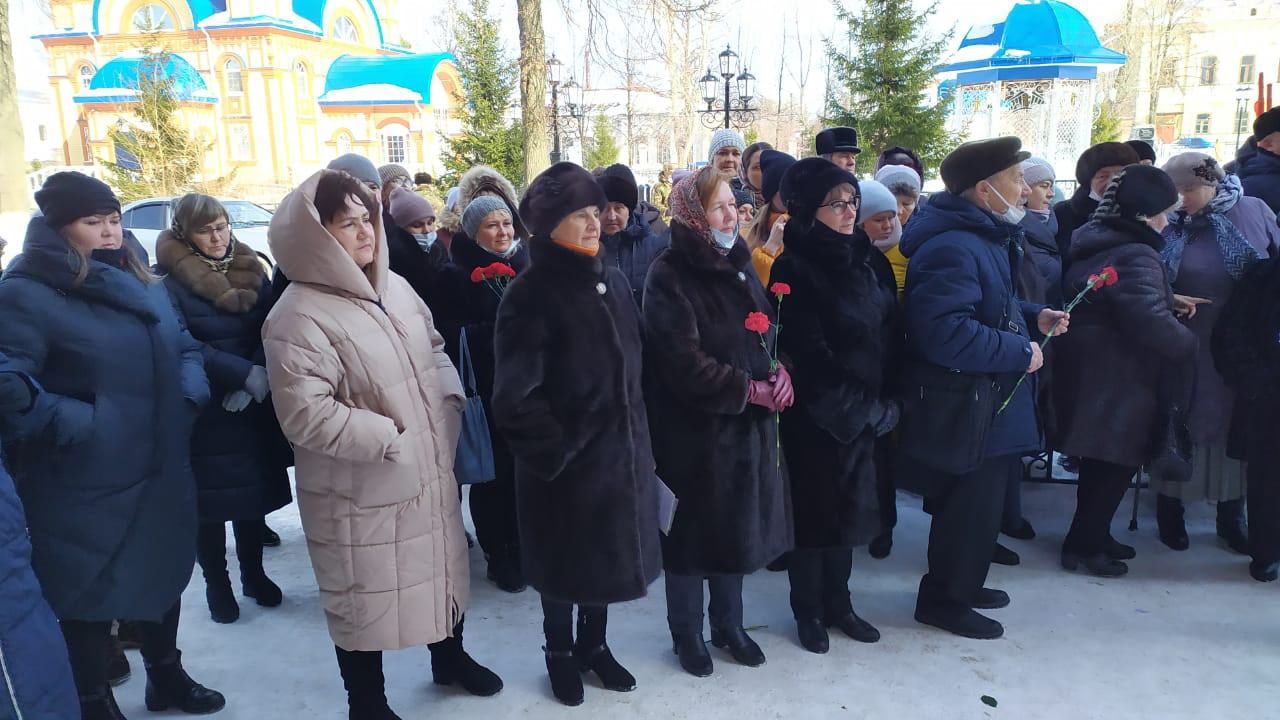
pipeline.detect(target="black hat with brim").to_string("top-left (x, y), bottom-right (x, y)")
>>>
top-left (939, 137), bottom-right (1032, 195)
top-left (1256, 107), bottom-right (1280, 142)
top-left (816, 126), bottom-right (862, 155)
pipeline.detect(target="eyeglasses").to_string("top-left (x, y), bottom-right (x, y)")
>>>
top-left (819, 199), bottom-right (859, 214)
top-left (193, 223), bottom-right (231, 236)
top-left (392, 176), bottom-right (414, 189)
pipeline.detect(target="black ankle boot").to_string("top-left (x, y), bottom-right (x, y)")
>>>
top-left (1105, 536), bottom-right (1137, 560)
top-left (544, 649), bottom-right (584, 706)
top-left (868, 531), bottom-right (893, 559)
top-left (336, 646), bottom-right (399, 720)
top-left (1157, 494), bottom-right (1190, 551)
top-left (991, 542), bottom-right (1021, 566)
top-left (143, 650), bottom-right (226, 714)
top-left (205, 576), bottom-right (239, 624)
top-left (824, 611), bottom-right (881, 643)
top-left (1061, 550), bottom-right (1129, 577)
top-left (795, 618), bottom-right (829, 654)
top-left (241, 572), bottom-right (283, 608)
top-left (1216, 499), bottom-right (1249, 554)
top-left (80, 689), bottom-right (127, 720)
top-left (671, 632), bottom-right (713, 677)
top-left (574, 608), bottom-right (635, 691)
top-left (261, 524), bottom-right (281, 547)
top-left (430, 619), bottom-right (503, 697)
top-left (709, 626), bottom-right (765, 667)
top-left (108, 636), bottom-right (131, 687)
top-left (485, 552), bottom-right (527, 593)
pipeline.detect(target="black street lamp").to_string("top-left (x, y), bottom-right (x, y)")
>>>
top-left (700, 44), bottom-right (758, 130)
top-left (547, 55), bottom-right (583, 164)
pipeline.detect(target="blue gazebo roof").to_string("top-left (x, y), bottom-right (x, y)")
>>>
top-left (319, 53), bottom-right (453, 105)
top-left (938, 0), bottom-right (1125, 79)
top-left (76, 52), bottom-right (217, 104)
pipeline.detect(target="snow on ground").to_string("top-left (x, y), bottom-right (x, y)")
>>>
top-left (109, 481), bottom-right (1278, 720)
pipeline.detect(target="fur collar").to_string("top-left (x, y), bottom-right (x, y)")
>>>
top-left (156, 229), bottom-right (266, 314)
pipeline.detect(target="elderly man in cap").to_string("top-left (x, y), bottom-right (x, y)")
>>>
top-left (815, 127), bottom-right (861, 172)
top-left (1238, 107), bottom-right (1280, 214)
top-left (597, 164), bottom-right (669, 308)
top-left (898, 137), bottom-right (1068, 640)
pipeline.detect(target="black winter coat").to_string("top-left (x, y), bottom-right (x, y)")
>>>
top-left (1019, 212), bottom-right (1065, 308)
top-left (1053, 186), bottom-right (1098, 263)
top-left (602, 212), bottom-right (668, 309)
top-left (1212, 254), bottom-right (1280, 460)
top-left (1238, 145), bottom-right (1280, 215)
top-left (386, 220), bottom-right (450, 315)
top-left (1053, 219), bottom-right (1197, 468)
top-left (492, 239), bottom-right (661, 605)
top-left (642, 224), bottom-right (792, 574)
top-left (0, 218), bottom-right (209, 621)
top-left (771, 220), bottom-right (898, 549)
top-left (155, 231), bottom-right (292, 523)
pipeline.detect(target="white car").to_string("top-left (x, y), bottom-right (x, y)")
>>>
top-left (121, 197), bottom-right (275, 266)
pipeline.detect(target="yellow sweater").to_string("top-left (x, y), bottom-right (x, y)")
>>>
top-left (883, 243), bottom-right (909, 297)
top-left (750, 210), bottom-right (788, 285)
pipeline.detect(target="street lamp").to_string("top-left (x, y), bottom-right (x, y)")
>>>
top-left (547, 54), bottom-right (582, 164)
top-left (699, 44), bottom-right (758, 130)
top-left (1235, 84), bottom-right (1256, 152)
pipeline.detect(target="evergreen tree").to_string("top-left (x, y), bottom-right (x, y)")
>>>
top-left (442, 0), bottom-right (525, 188)
top-left (744, 126), bottom-right (760, 146)
top-left (824, 0), bottom-right (956, 176)
top-left (584, 113), bottom-right (620, 170)
top-left (1091, 103), bottom-right (1123, 145)
top-left (100, 41), bottom-right (223, 202)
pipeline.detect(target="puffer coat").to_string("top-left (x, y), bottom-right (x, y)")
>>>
top-left (262, 170), bottom-right (469, 651)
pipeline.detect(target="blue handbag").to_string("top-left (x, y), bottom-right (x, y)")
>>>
top-left (453, 327), bottom-right (496, 485)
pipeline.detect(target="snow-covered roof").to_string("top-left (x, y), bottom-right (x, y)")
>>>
top-left (318, 83), bottom-right (420, 105)
top-left (319, 53), bottom-right (454, 106)
top-left (76, 51), bottom-right (218, 104)
top-left (938, 0), bottom-right (1125, 75)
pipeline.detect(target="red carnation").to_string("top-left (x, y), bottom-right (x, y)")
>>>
top-left (745, 311), bottom-right (771, 334)
top-left (492, 262), bottom-right (517, 278)
top-left (770, 282), bottom-right (792, 298)
top-left (1101, 266), bottom-right (1118, 286)
top-left (470, 267), bottom-right (486, 283)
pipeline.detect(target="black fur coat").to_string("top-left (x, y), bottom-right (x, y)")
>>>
top-left (491, 239), bottom-right (661, 605)
top-left (770, 220), bottom-right (899, 549)
top-left (642, 223), bottom-right (793, 575)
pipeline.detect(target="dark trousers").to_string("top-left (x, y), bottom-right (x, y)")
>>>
top-left (61, 601), bottom-right (181, 698)
top-left (1248, 445), bottom-right (1280, 567)
top-left (787, 547), bottom-right (854, 621)
top-left (1001, 459), bottom-right (1025, 531)
top-left (540, 596), bottom-right (608, 651)
top-left (196, 519), bottom-right (265, 583)
top-left (920, 455), bottom-right (1016, 607)
top-left (1064, 458), bottom-right (1135, 556)
top-left (334, 617), bottom-right (465, 708)
top-left (664, 572), bottom-right (744, 635)
top-left (469, 444), bottom-right (519, 562)
top-left (874, 438), bottom-right (898, 534)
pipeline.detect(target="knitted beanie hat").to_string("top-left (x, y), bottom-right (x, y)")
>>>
top-left (462, 195), bottom-right (511, 238)
top-left (707, 129), bottom-right (746, 162)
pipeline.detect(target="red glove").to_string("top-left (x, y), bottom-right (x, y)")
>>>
top-left (770, 366), bottom-right (795, 410)
top-left (746, 379), bottom-right (780, 412)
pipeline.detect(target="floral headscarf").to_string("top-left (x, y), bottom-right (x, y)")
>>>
top-left (669, 167), bottom-right (714, 241)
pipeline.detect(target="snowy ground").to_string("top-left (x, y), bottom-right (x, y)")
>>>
top-left (108, 478), bottom-right (1278, 720)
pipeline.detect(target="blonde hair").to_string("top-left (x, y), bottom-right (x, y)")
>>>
top-left (743, 200), bottom-right (780, 252)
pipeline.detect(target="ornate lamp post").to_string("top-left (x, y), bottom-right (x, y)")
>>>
top-left (699, 45), bottom-right (758, 130)
top-left (1235, 84), bottom-right (1256, 152)
top-left (547, 54), bottom-right (583, 164)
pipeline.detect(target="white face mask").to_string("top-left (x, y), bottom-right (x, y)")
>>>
top-left (711, 224), bottom-right (739, 250)
top-left (413, 231), bottom-right (437, 250)
top-left (1089, 189), bottom-right (1104, 202)
top-left (984, 182), bottom-right (1026, 225)
top-left (497, 238), bottom-right (521, 259)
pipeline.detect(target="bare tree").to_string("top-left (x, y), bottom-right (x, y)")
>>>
top-left (518, 0), bottom-right (551, 180)
top-left (1, 0), bottom-right (30, 212)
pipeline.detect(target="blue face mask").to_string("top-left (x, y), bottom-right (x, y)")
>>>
top-left (712, 226), bottom-right (739, 250)
top-left (413, 232), bottom-right (437, 250)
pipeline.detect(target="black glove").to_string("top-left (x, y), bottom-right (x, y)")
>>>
top-left (0, 372), bottom-right (34, 415)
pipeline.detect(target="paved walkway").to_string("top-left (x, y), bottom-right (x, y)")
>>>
top-left (110, 481), bottom-right (1277, 719)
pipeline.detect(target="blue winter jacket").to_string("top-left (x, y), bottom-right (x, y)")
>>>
top-left (900, 191), bottom-right (1046, 460)
top-left (0, 359), bottom-right (77, 720)
top-left (602, 212), bottom-right (669, 309)
top-left (1237, 145), bottom-right (1280, 216)
top-left (0, 217), bottom-right (209, 622)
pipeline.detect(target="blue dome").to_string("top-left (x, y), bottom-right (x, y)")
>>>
top-left (939, 0), bottom-right (1125, 74)
top-left (321, 53), bottom-right (452, 104)
top-left (80, 52), bottom-right (216, 103)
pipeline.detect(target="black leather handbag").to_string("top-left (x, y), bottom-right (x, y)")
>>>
top-left (896, 361), bottom-right (1000, 476)
top-left (1148, 405), bottom-right (1193, 483)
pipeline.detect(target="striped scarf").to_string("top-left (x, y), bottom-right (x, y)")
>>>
top-left (1161, 175), bottom-right (1262, 282)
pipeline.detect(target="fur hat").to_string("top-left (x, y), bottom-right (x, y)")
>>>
top-left (1125, 140), bottom-right (1157, 164)
top-left (439, 165), bottom-right (527, 238)
top-left (597, 163), bottom-right (639, 210)
top-left (327, 153), bottom-right (381, 188)
top-left (858, 180), bottom-right (898, 222)
top-left (1253, 107), bottom-right (1280, 142)
top-left (35, 172), bottom-right (120, 229)
top-left (1021, 157), bottom-right (1057, 187)
top-left (1075, 142), bottom-right (1140, 186)
top-left (708, 129), bottom-right (746, 162)
top-left (940, 137), bottom-right (1030, 194)
top-left (1092, 164), bottom-right (1179, 221)
top-left (519, 162), bottom-right (609, 238)
top-left (378, 164), bottom-right (411, 188)
top-left (389, 188), bottom-right (435, 229)
top-left (874, 164), bottom-right (922, 196)
top-left (1163, 152), bottom-right (1225, 190)
top-left (759, 149), bottom-right (797, 203)
top-left (815, 126), bottom-right (861, 155)
top-left (462, 196), bottom-right (511, 239)
top-left (780, 157), bottom-right (859, 225)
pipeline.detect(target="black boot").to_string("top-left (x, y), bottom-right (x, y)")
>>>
top-left (1061, 550), bottom-right (1129, 577)
top-left (991, 542), bottom-right (1021, 566)
top-left (972, 587), bottom-right (1010, 610)
top-left (709, 626), bottom-right (765, 667)
top-left (868, 531), bottom-right (893, 559)
top-left (824, 611), bottom-right (880, 644)
top-left (1003, 518), bottom-right (1036, 540)
top-left (80, 689), bottom-right (127, 720)
top-left (429, 618), bottom-right (503, 697)
top-left (1216, 499), bottom-right (1249, 555)
top-left (143, 650), bottom-right (226, 714)
top-left (198, 525), bottom-right (240, 623)
top-left (794, 618), bottom-right (829, 654)
top-left (336, 647), bottom-right (400, 720)
top-left (543, 608), bottom-right (583, 706)
top-left (205, 576), bottom-right (240, 624)
top-left (1249, 560), bottom-right (1279, 582)
top-left (914, 576), bottom-right (1003, 640)
top-left (671, 632), bottom-right (713, 677)
top-left (108, 636), bottom-right (131, 687)
top-left (261, 523), bottom-right (281, 548)
top-left (573, 607), bottom-right (635, 692)
top-left (1157, 494), bottom-right (1190, 550)
top-left (485, 550), bottom-right (527, 593)
top-left (117, 621), bottom-right (144, 650)
top-left (234, 521), bottom-right (283, 607)
top-left (1105, 536), bottom-right (1137, 560)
